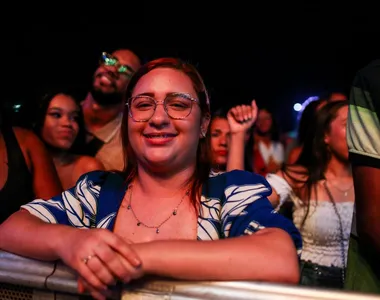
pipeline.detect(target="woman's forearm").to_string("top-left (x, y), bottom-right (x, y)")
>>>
top-left (0, 210), bottom-right (74, 261)
top-left (226, 132), bottom-right (246, 171)
top-left (135, 228), bottom-right (299, 284)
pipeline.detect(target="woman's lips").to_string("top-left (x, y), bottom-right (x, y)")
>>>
top-left (216, 150), bottom-right (228, 156)
top-left (143, 133), bottom-right (178, 146)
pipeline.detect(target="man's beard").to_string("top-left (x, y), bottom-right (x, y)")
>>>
top-left (89, 86), bottom-right (124, 106)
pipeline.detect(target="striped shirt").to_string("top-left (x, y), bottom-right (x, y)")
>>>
top-left (21, 170), bottom-right (302, 254)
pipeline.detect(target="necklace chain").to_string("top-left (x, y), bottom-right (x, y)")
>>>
top-left (323, 181), bottom-right (346, 285)
top-left (327, 180), bottom-right (353, 196)
top-left (126, 184), bottom-right (190, 234)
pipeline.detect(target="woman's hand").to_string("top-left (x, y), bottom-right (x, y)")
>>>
top-left (56, 228), bottom-right (143, 300)
top-left (227, 100), bottom-right (257, 134)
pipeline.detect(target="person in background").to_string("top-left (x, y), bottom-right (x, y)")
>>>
top-left (345, 60), bottom-right (380, 293)
top-left (34, 89), bottom-right (104, 190)
top-left (81, 49), bottom-right (141, 171)
top-left (267, 101), bottom-right (354, 289)
top-left (225, 100), bottom-right (354, 289)
top-left (0, 106), bottom-right (62, 223)
top-left (287, 99), bottom-right (322, 164)
top-left (209, 109), bottom-right (230, 175)
top-left (249, 108), bottom-right (284, 176)
top-left (209, 100), bottom-right (257, 175)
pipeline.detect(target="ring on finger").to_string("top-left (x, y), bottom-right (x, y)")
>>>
top-left (82, 254), bottom-right (96, 265)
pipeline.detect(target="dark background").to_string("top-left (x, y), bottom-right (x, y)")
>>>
top-left (2, 9), bottom-right (378, 132)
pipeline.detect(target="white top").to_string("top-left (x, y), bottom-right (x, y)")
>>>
top-left (258, 141), bottom-right (284, 165)
top-left (266, 173), bottom-right (354, 268)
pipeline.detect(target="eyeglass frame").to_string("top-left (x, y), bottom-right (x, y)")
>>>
top-left (100, 52), bottom-right (135, 78)
top-left (126, 92), bottom-right (199, 122)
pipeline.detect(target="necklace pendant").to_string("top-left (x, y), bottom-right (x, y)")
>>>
top-left (173, 209), bottom-right (177, 216)
top-left (156, 228), bottom-right (160, 234)
top-left (137, 222), bottom-right (141, 226)
top-left (127, 205), bottom-right (131, 210)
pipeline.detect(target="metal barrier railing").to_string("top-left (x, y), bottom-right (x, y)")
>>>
top-left (1, 250), bottom-right (379, 300)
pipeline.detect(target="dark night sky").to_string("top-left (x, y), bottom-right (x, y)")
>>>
top-left (3, 8), bottom-right (379, 131)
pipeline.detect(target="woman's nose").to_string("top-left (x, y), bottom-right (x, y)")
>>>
top-left (60, 115), bottom-right (73, 127)
top-left (149, 102), bottom-right (170, 126)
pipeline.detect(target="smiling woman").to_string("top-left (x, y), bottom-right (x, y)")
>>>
top-left (32, 89), bottom-right (104, 189)
top-left (0, 58), bottom-right (302, 300)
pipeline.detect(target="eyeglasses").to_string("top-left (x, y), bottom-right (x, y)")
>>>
top-left (127, 93), bottom-right (199, 122)
top-left (100, 52), bottom-right (135, 78)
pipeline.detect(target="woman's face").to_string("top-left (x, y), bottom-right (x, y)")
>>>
top-left (42, 94), bottom-right (80, 150)
top-left (127, 67), bottom-right (209, 173)
top-left (256, 109), bottom-right (273, 134)
top-left (324, 105), bottom-right (349, 161)
top-left (210, 117), bottom-right (230, 167)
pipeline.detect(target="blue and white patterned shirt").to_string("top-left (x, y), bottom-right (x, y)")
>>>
top-left (21, 170), bottom-right (302, 254)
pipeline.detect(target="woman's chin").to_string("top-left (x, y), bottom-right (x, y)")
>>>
top-left (214, 159), bottom-right (227, 167)
top-left (143, 155), bottom-right (173, 169)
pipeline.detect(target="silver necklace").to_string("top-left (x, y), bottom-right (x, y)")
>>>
top-left (126, 184), bottom-right (190, 234)
top-left (327, 180), bottom-right (353, 197)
